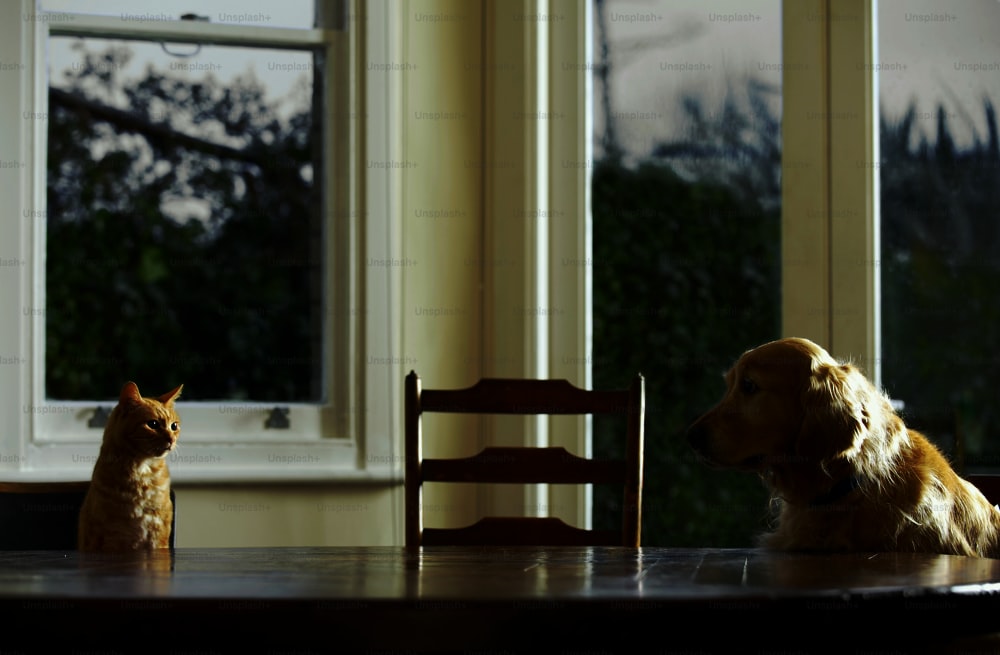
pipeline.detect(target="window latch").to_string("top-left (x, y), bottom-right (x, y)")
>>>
top-left (265, 407), bottom-right (290, 429)
top-left (88, 406), bottom-right (111, 429)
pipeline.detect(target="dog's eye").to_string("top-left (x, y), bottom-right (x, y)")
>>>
top-left (740, 377), bottom-right (759, 395)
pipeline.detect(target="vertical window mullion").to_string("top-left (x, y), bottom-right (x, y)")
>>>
top-left (782, 0), bottom-right (879, 375)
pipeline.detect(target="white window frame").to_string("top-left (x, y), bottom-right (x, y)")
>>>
top-left (0, 0), bottom-right (403, 483)
top-left (474, 0), bottom-right (594, 529)
top-left (781, 0), bottom-right (880, 377)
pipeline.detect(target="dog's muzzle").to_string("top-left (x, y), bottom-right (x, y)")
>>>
top-left (686, 422), bottom-right (715, 463)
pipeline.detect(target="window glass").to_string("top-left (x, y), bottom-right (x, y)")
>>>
top-left (591, 0), bottom-right (781, 546)
top-left (43, 25), bottom-right (324, 402)
top-left (878, 0), bottom-right (1000, 472)
top-left (40, 0), bottom-right (315, 30)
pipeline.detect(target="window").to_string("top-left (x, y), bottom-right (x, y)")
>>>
top-left (590, 0), bottom-right (927, 546)
top-left (0, 0), bottom-right (402, 481)
top-left (45, 35), bottom-right (323, 405)
top-left (878, 0), bottom-right (1000, 472)
top-left (590, 0), bottom-right (781, 546)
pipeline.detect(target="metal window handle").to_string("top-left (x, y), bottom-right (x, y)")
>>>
top-left (160, 14), bottom-right (209, 58)
top-left (265, 407), bottom-right (290, 429)
top-left (88, 406), bottom-right (111, 429)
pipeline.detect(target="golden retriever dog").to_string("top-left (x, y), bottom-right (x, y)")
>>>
top-left (687, 336), bottom-right (1000, 557)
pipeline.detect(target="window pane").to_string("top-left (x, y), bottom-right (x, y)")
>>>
top-left (39, 0), bottom-right (316, 30)
top-left (44, 36), bottom-right (324, 402)
top-left (879, 0), bottom-right (1000, 471)
top-left (591, 0), bottom-right (781, 546)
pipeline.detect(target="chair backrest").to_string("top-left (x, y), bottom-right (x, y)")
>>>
top-left (0, 481), bottom-right (176, 550)
top-left (405, 371), bottom-right (645, 548)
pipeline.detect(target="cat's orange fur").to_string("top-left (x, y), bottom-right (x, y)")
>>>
top-left (77, 381), bottom-right (182, 551)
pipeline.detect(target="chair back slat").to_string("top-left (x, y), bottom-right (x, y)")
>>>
top-left (422, 447), bottom-right (624, 484)
top-left (421, 378), bottom-right (629, 415)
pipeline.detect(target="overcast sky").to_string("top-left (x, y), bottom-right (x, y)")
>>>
top-left (596, 0), bottom-right (1000, 155)
top-left (878, 0), bottom-right (1000, 146)
top-left (39, 0), bottom-right (1000, 153)
top-left (41, 0), bottom-right (316, 115)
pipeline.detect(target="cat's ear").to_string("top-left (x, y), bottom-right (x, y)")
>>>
top-left (158, 384), bottom-right (183, 406)
top-left (119, 381), bottom-right (143, 407)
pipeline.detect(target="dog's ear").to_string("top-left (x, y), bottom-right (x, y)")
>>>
top-left (796, 361), bottom-right (870, 462)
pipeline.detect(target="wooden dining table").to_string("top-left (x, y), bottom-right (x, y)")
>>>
top-left (1, 546), bottom-right (999, 652)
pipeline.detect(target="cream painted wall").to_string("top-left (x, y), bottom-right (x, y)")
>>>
top-left (173, 485), bottom-right (398, 546)
top-left (172, 0), bottom-right (487, 546)
top-left (400, 0), bottom-right (486, 530)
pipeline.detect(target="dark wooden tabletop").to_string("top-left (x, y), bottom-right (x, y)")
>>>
top-left (2, 546), bottom-right (1000, 653)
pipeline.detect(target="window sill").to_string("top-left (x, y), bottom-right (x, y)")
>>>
top-left (173, 466), bottom-right (402, 486)
top-left (0, 466), bottom-right (403, 486)
top-left (5, 430), bottom-right (403, 485)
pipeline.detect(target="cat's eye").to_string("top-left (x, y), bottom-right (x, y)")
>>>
top-left (146, 419), bottom-right (160, 429)
top-left (740, 377), bottom-right (759, 395)
top-left (170, 422), bottom-right (179, 431)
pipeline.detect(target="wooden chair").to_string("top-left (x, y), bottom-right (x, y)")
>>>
top-left (405, 370), bottom-right (645, 548)
top-left (0, 481), bottom-right (176, 549)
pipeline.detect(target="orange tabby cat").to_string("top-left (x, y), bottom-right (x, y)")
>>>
top-left (77, 381), bottom-right (182, 551)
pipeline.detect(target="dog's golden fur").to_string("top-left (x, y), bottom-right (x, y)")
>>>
top-left (687, 337), bottom-right (1000, 557)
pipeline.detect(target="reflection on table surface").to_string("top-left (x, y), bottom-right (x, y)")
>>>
top-left (2, 546), bottom-right (1000, 598)
top-left (2, 547), bottom-right (1000, 653)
